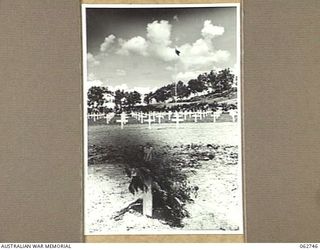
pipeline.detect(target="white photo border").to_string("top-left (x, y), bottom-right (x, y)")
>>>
top-left (82, 3), bottom-right (242, 235)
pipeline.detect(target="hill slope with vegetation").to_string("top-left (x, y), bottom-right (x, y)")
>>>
top-left (87, 68), bottom-right (237, 114)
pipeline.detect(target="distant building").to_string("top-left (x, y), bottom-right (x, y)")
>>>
top-left (103, 93), bottom-right (116, 109)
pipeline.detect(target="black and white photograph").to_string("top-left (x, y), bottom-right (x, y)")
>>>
top-left (83, 4), bottom-right (242, 235)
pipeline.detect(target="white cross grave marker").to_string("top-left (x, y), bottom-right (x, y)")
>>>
top-left (198, 110), bottom-right (204, 120)
top-left (205, 110), bottom-right (212, 117)
top-left (172, 111), bottom-right (184, 128)
top-left (144, 113), bottom-right (155, 129)
top-left (152, 111), bottom-right (156, 120)
top-left (116, 112), bottom-right (128, 129)
top-left (131, 112), bottom-right (137, 119)
top-left (106, 112), bottom-right (115, 124)
top-left (229, 109), bottom-right (238, 122)
top-left (192, 112), bottom-right (202, 123)
top-left (183, 111), bottom-right (188, 120)
top-left (136, 112), bottom-right (140, 121)
top-left (140, 112), bottom-right (147, 124)
top-left (212, 110), bottom-right (222, 123)
top-left (155, 112), bottom-right (164, 124)
top-left (105, 113), bottom-right (110, 124)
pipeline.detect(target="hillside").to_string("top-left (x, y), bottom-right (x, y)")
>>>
top-left (149, 89), bottom-right (237, 109)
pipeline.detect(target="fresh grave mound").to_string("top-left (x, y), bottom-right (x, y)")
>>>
top-left (88, 143), bottom-right (238, 228)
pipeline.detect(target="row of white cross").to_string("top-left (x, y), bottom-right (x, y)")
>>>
top-left (88, 110), bottom-right (238, 129)
top-left (115, 110), bottom-right (238, 129)
top-left (87, 113), bottom-right (115, 124)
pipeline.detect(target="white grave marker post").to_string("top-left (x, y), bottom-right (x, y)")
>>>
top-left (106, 113), bottom-right (115, 124)
top-left (167, 111), bottom-right (172, 120)
top-left (105, 114), bottom-right (109, 124)
top-left (213, 112), bottom-right (217, 123)
top-left (229, 110), bottom-right (237, 122)
top-left (116, 112), bottom-right (128, 129)
top-left (136, 112), bottom-right (140, 122)
top-left (145, 113), bottom-right (155, 129)
top-left (198, 110), bottom-right (204, 120)
top-left (143, 177), bottom-right (153, 217)
top-left (142, 146), bottom-right (154, 217)
top-left (152, 111), bottom-right (156, 120)
top-left (213, 110), bottom-right (222, 123)
top-left (172, 111), bottom-right (184, 128)
top-left (183, 111), bottom-right (188, 120)
top-left (156, 112), bottom-right (164, 124)
top-left (140, 112), bottom-right (147, 124)
top-left (179, 111), bottom-right (184, 119)
top-left (192, 112), bottom-right (201, 123)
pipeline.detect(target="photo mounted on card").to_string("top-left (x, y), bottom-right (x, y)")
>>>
top-left (82, 3), bottom-right (242, 235)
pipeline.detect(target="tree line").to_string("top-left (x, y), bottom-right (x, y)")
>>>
top-left (87, 68), bottom-right (237, 114)
top-left (144, 68), bottom-right (236, 104)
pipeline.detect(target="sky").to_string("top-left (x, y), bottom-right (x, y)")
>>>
top-left (85, 6), bottom-right (239, 95)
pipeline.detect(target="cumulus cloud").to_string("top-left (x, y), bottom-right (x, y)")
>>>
top-left (147, 20), bottom-right (172, 47)
top-left (88, 79), bottom-right (103, 87)
top-left (175, 67), bottom-right (224, 83)
top-left (151, 46), bottom-right (176, 62)
top-left (165, 66), bottom-right (174, 71)
top-left (178, 39), bottom-right (230, 70)
top-left (146, 20), bottom-right (176, 61)
top-left (230, 62), bottom-right (240, 78)
top-left (116, 69), bottom-right (127, 76)
top-left (88, 73), bottom-right (96, 81)
top-left (201, 20), bottom-right (224, 40)
top-left (108, 84), bottom-right (156, 96)
top-left (85, 73), bottom-right (104, 92)
top-left (100, 34), bottom-right (116, 52)
top-left (115, 19), bottom-right (229, 76)
top-left (117, 36), bottom-right (148, 56)
top-left (116, 20), bottom-right (176, 62)
top-left (175, 20), bottom-right (229, 71)
top-left (108, 84), bottom-right (129, 92)
top-left (87, 52), bottom-right (100, 66)
top-left (175, 71), bottom-right (202, 82)
top-left (133, 86), bottom-right (158, 96)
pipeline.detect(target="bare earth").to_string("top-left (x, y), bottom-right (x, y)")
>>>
top-left (86, 122), bottom-right (242, 234)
